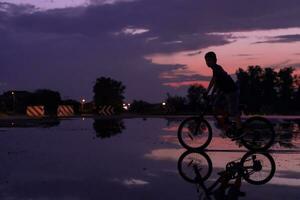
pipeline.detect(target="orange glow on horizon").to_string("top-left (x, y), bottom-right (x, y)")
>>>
top-left (146, 27), bottom-right (300, 88)
top-left (163, 80), bottom-right (209, 88)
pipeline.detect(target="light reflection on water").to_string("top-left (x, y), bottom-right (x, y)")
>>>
top-left (0, 117), bottom-right (299, 200)
top-left (164, 117), bottom-right (300, 150)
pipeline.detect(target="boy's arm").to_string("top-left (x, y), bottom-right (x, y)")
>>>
top-left (207, 76), bottom-right (215, 94)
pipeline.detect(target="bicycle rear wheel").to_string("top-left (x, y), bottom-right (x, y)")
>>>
top-left (241, 151), bottom-right (276, 185)
top-left (177, 150), bottom-right (213, 183)
top-left (177, 117), bottom-right (212, 151)
top-left (241, 117), bottom-right (275, 151)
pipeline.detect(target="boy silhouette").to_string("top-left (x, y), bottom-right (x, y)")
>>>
top-left (205, 51), bottom-right (242, 133)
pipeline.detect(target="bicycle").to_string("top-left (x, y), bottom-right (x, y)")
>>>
top-left (177, 94), bottom-right (275, 151)
top-left (177, 151), bottom-right (276, 200)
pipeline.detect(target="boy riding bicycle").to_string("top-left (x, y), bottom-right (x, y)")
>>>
top-left (204, 51), bottom-right (242, 134)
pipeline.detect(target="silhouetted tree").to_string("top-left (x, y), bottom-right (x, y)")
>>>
top-left (247, 66), bottom-right (264, 113)
top-left (294, 75), bottom-right (300, 111)
top-left (165, 93), bottom-right (187, 113)
top-left (32, 89), bottom-right (61, 115)
top-left (1, 91), bottom-right (32, 113)
top-left (129, 100), bottom-right (152, 113)
top-left (261, 68), bottom-right (278, 113)
top-left (236, 66), bottom-right (299, 114)
top-left (276, 67), bottom-right (295, 113)
top-left (0, 90), bottom-right (61, 115)
top-left (93, 77), bottom-right (125, 113)
top-left (236, 68), bottom-right (250, 108)
top-left (93, 119), bottom-right (125, 138)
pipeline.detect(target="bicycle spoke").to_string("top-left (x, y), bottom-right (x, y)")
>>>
top-left (188, 132), bottom-right (194, 140)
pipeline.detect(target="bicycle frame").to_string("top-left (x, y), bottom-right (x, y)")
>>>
top-left (194, 165), bottom-right (232, 198)
top-left (197, 94), bottom-right (232, 129)
top-left (192, 156), bottom-right (260, 199)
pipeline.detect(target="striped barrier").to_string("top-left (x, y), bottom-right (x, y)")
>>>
top-left (99, 105), bottom-right (114, 116)
top-left (26, 106), bottom-right (45, 118)
top-left (57, 105), bottom-right (74, 117)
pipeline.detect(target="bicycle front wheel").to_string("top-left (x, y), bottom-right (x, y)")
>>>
top-left (241, 151), bottom-right (276, 185)
top-left (241, 117), bottom-right (275, 151)
top-left (177, 150), bottom-right (213, 183)
top-left (177, 117), bottom-right (212, 151)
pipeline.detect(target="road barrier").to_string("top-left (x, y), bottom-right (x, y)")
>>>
top-left (98, 105), bottom-right (114, 116)
top-left (57, 105), bottom-right (74, 117)
top-left (26, 106), bottom-right (45, 118)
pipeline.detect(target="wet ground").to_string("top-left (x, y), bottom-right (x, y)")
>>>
top-left (0, 117), bottom-right (299, 200)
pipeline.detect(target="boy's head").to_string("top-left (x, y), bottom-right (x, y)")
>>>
top-left (205, 51), bottom-right (217, 67)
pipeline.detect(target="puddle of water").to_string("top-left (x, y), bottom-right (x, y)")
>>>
top-left (0, 117), bottom-right (299, 199)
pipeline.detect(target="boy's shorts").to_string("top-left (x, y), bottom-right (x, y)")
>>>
top-left (213, 90), bottom-right (240, 116)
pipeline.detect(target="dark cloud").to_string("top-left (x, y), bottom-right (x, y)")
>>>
top-left (0, 2), bottom-right (36, 15)
top-left (234, 54), bottom-right (254, 57)
top-left (159, 65), bottom-right (211, 82)
top-left (186, 50), bottom-right (202, 56)
top-left (7, 0), bottom-right (300, 37)
top-left (89, 0), bottom-right (135, 5)
top-left (1, 0), bottom-right (300, 101)
top-left (254, 34), bottom-right (300, 44)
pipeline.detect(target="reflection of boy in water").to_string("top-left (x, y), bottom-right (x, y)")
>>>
top-left (213, 176), bottom-right (245, 200)
top-left (205, 52), bottom-right (242, 133)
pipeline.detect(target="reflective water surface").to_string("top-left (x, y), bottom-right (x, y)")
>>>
top-left (0, 117), bottom-right (299, 199)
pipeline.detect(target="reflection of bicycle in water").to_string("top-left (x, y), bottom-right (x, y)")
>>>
top-left (177, 95), bottom-right (275, 151)
top-left (177, 151), bottom-right (276, 200)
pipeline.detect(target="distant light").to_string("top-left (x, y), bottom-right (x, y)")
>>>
top-left (123, 105), bottom-right (128, 110)
top-left (11, 91), bottom-right (15, 95)
top-left (162, 102), bottom-right (166, 106)
top-left (123, 103), bottom-right (126, 106)
top-left (128, 103), bottom-right (131, 106)
top-left (81, 99), bottom-right (86, 103)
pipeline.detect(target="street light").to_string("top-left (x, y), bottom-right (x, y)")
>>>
top-left (123, 103), bottom-right (129, 110)
top-left (11, 91), bottom-right (15, 113)
top-left (81, 99), bottom-right (86, 113)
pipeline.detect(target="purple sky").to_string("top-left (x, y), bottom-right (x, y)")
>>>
top-left (1, 0), bottom-right (300, 102)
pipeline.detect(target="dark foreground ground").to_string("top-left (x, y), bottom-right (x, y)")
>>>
top-left (0, 116), bottom-right (299, 200)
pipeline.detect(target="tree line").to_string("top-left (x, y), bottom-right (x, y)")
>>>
top-left (130, 66), bottom-right (300, 115)
top-left (0, 90), bottom-right (60, 115)
top-left (0, 77), bottom-right (125, 115)
top-left (237, 66), bottom-right (299, 114)
top-left (1, 66), bottom-right (299, 115)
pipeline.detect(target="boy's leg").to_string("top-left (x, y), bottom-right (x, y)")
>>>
top-left (235, 114), bottom-right (242, 129)
top-left (226, 91), bottom-right (242, 129)
top-left (214, 108), bottom-right (229, 131)
top-left (212, 92), bottom-right (229, 131)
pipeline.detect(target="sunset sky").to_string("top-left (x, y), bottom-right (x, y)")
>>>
top-left (1, 0), bottom-right (300, 101)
